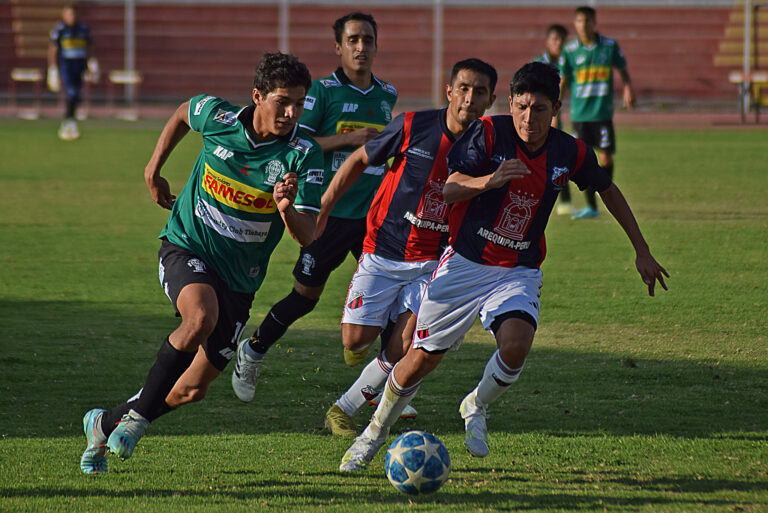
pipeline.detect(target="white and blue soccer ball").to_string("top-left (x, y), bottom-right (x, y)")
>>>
top-left (384, 430), bottom-right (451, 495)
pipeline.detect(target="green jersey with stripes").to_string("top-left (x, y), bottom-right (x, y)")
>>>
top-left (559, 34), bottom-right (628, 122)
top-left (299, 67), bottom-right (397, 219)
top-left (160, 94), bottom-right (324, 293)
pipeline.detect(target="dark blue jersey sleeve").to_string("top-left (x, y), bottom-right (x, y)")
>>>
top-left (364, 112), bottom-right (406, 167)
top-left (569, 146), bottom-right (613, 192)
top-left (446, 118), bottom-right (492, 177)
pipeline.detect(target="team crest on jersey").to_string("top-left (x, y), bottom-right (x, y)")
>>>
top-left (417, 180), bottom-right (449, 222)
top-left (380, 101), bottom-right (392, 121)
top-left (213, 109), bottom-right (238, 126)
top-left (551, 166), bottom-right (569, 189)
top-left (187, 258), bottom-right (207, 273)
top-left (494, 190), bottom-right (539, 241)
top-left (265, 160), bottom-right (285, 185)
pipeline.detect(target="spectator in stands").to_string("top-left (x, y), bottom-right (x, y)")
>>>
top-left (559, 6), bottom-right (635, 219)
top-left (534, 23), bottom-right (573, 215)
top-left (48, 3), bottom-right (99, 141)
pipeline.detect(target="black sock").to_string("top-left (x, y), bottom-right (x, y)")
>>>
top-left (123, 337), bottom-right (195, 423)
top-left (560, 182), bottom-right (571, 202)
top-left (65, 97), bottom-right (77, 119)
top-left (249, 289), bottom-right (318, 354)
top-left (99, 401), bottom-right (135, 437)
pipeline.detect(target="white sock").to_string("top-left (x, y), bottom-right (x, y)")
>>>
top-left (336, 353), bottom-right (392, 416)
top-left (475, 350), bottom-right (524, 407)
top-left (369, 365), bottom-right (420, 437)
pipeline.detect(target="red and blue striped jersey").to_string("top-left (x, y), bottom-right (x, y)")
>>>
top-left (362, 109), bottom-right (454, 262)
top-left (446, 115), bottom-right (612, 269)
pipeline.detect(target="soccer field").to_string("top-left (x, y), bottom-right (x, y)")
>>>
top-left (0, 118), bottom-right (766, 512)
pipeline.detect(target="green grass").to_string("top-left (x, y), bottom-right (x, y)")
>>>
top-left (1, 118), bottom-right (766, 512)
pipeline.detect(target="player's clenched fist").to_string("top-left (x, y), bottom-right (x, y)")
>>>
top-left (487, 159), bottom-right (531, 189)
top-left (274, 172), bottom-right (298, 211)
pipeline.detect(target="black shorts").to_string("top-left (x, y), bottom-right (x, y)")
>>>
top-left (573, 120), bottom-right (616, 154)
top-left (292, 216), bottom-right (367, 287)
top-left (158, 239), bottom-right (254, 371)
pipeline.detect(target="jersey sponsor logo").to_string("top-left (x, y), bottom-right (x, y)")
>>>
top-left (304, 95), bottom-right (316, 110)
top-left (404, 211), bottom-right (449, 233)
top-left (335, 120), bottom-right (384, 135)
top-left (195, 197), bottom-right (272, 243)
top-left (342, 103), bottom-right (359, 113)
top-left (213, 109), bottom-right (238, 126)
top-left (417, 180), bottom-right (449, 223)
top-left (476, 227), bottom-right (532, 250)
top-left (194, 96), bottom-right (214, 115)
top-left (288, 136), bottom-right (312, 155)
top-left (307, 168), bottom-right (324, 185)
top-left (380, 101), bottom-right (392, 121)
top-left (406, 147), bottom-right (434, 161)
top-left (575, 66), bottom-right (611, 84)
top-left (265, 160), bottom-right (286, 185)
top-left (186, 258), bottom-right (207, 273)
top-left (575, 82), bottom-right (610, 98)
top-left (213, 145), bottom-right (234, 161)
top-left (321, 78), bottom-right (341, 88)
top-left (202, 163), bottom-right (277, 213)
top-left (494, 190), bottom-right (539, 241)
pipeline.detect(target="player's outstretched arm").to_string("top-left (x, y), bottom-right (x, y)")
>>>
top-left (316, 146), bottom-right (369, 238)
top-left (144, 101), bottom-right (191, 209)
top-left (313, 127), bottom-right (379, 153)
top-left (276, 172), bottom-right (317, 247)
top-left (443, 160), bottom-right (531, 204)
top-left (599, 184), bottom-right (669, 296)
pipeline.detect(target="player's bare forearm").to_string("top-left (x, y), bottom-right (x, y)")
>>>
top-left (314, 127), bottom-right (378, 152)
top-left (283, 209), bottom-right (317, 247)
top-left (320, 146), bottom-right (369, 216)
top-left (600, 184), bottom-right (669, 296)
top-left (144, 102), bottom-right (190, 209)
top-left (48, 44), bottom-right (58, 67)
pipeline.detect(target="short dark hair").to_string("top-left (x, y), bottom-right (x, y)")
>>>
top-left (252, 52), bottom-right (311, 95)
top-left (575, 6), bottom-right (596, 20)
top-left (333, 12), bottom-right (377, 44)
top-left (509, 61), bottom-right (560, 106)
top-left (546, 24), bottom-right (567, 39)
top-left (450, 58), bottom-right (498, 93)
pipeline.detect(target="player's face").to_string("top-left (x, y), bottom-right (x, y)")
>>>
top-left (574, 13), bottom-right (596, 43)
top-left (252, 85), bottom-right (306, 137)
top-left (509, 92), bottom-right (560, 152)
top-left (62, 7), bottom-right (77, 26)
top-left (446, 69), bottom-right (495, 132)
top-left (545, 31), bottom-right (564, 57)
top-left (335, 20), bottom-right (377, 75)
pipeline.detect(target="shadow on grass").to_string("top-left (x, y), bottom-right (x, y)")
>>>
top-left (1, 299), bottom-right (767, 440)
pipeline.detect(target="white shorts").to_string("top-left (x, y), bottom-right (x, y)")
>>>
top-left (342, 253), bottom-right (438, 328)
top-left (412, 247), bottom-right (542, 353)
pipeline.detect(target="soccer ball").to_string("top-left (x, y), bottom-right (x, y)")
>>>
top-left (384, 430), bottom-right (451, 495)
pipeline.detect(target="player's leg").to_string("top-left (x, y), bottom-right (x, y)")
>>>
top-left (166, 345), bottom-right (221, 407)
top-left (460, 267), bottom-right (541, 457)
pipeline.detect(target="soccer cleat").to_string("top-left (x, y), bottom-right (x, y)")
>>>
top-left (80, 408), bottom-right (108, 474)
top-left (571, 206), bottom-right (600, 220)
top-left (460, 391), bottom-right (490, 458)
top-left (339, 425), bottom-right (389, 472)
top-left (232, 337), bottom-right (263, 402)
top-left (343, 346), bottom-right (370, 367)
top-left (556, 202), bottom-right (575, 215)
top-left (324, 404), bottom-right (357, 437)
top-left (107, 409), bottom-right (149, 461)
top-left (368, 396), bottom-right (419, 419)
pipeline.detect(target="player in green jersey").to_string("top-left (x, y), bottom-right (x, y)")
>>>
top-left (232, 12), bottom-right (400, 404)
top-left (78, 52), bottom-right (322, 474)
top-left (534, 23), bottom-right (573, 215)
top-left (559, 6), bottom-right (636, 220)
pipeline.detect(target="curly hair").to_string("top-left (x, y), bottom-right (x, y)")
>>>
top-left (252, 52), bottom-right (312, 95)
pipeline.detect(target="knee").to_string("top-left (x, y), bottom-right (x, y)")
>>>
top-left (341, 325), bottom-right (377, 352)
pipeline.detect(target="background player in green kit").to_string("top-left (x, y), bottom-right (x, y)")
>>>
top-left (78, 52), bottom-right (323, 474)
top-left (559, 5), bottom-right (636, 220)
top-left (232, 12), bottom-right (399, 403)
top-left (534, 23), bottom-right (573, 215)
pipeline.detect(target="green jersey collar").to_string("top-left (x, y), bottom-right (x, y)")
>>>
top-left (238, 104), bottom-right (299, 150)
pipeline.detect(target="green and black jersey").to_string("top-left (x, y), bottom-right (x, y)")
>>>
top-left (299, 67), bottom-right (397, 219)
top-left (160, 94), bottom-right (324, 293)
